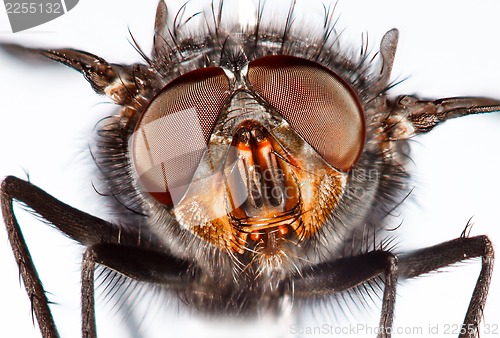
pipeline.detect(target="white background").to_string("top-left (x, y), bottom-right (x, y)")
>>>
top-left (1, 0), bottom-right (500, 337)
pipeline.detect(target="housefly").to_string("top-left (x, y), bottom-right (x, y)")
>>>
top-left (0, 1), bottom-right (500, 337)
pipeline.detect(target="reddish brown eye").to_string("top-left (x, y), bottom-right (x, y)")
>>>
top-left (247, 55), bottom-right (365, 172)
top-left (131, 67), bottom-right (229, 206)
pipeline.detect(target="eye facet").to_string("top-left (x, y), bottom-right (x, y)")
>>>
top-left (247, 55), bottom-right (365, 172)
top-left (131, 67), bottom-right (229, 206)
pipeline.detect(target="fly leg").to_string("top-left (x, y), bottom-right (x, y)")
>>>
top-left (398, 235), bottom-right (494, 338)
top-left (81, 248), bottom-right (96, 338)
top-left (80, 243), bottom-right (193, 338)
top-left (294, 250), bottom-right (398, 338)
top-left (1, 176), bottom-right (194, 338)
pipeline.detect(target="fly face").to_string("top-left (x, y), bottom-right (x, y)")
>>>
top-left (130, 54), bottom-right (363, 270)
top-left (1, 1), bottom-right (500, 338)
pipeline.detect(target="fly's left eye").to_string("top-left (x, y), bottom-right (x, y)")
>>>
top-left (247, 55), bottom-right (365, 172)
top-left (131, 67), bottom-right (229, 206)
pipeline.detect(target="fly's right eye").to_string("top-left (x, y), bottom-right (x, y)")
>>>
top-left (247, 55), bottom-right (365, 172)
top-left (131, 67), bottom-right (229, 207)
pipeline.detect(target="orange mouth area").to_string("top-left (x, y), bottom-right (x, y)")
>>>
top-left (223, 122), bottom-right (301, 252)
top-left (175, 121), bottom-right (346, 259)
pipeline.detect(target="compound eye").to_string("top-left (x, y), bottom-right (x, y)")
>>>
top-left (247, 55), bottom-right (365, 172)
top-left (131, 67), bottom-right (229, 206)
